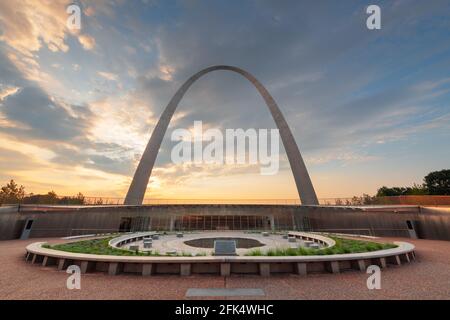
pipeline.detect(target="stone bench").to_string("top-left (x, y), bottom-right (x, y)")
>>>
top-left (25, 238), bottom-right (415, 277)
top-left (129, 245), bottom-right (139, 252)
top-left (309, 243), bottom-right (320, 249)
top-left (143, 239), bottom-right (152, 249)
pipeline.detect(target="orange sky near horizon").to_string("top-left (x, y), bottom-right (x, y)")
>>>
top-left (1, 1), bottom-right (449, 201)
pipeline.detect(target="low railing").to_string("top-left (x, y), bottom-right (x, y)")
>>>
top-left (4, 195), bottom-right (450, 206)
top-left (69, 228), bottom-right (121, 237)
top-left (26, 227), bottom-right (413, 240)
top-left (27, 228), bottom-right (120, 238)
top-left (311, 228), bottom-right (374, 236)
top-left (311, 228), bottom-right (412, 238)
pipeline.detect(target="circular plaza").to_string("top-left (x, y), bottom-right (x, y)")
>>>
top-left (116, 231), bottom-right (328, 256)
top-left (24, 231), bottom-right (415, 277)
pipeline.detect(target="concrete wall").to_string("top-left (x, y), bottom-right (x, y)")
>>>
top-left (1, 204), bottom-right (449, 241)
top-left (0, 206), bottom-right (24, 240)
top-left (297, 206), bottom-right (421, 238)
top-left (416, 207), bottom-right (450, 240)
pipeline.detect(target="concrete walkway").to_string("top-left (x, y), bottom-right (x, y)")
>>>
top-left (0, 237), bottom-right (449, 299)
top-left (121, 231), bottom-right (318, 256)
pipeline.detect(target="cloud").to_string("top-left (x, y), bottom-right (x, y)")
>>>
top-left (0, 86), bottom-right (20, 101)
top-left (0, 86), bottom-right (92, 141)
top-left (78, 34), bottom-right (96, 50)
top-left (1, 1), bottom-right (450, 198)
top-left (306, 152), bottom-right (379, 166)
top-left (98, 71), bottom-right (118, 81)
top-left (0, 0), bottom-right (72, 56)
top-left (85, 154), bottom-right (134, 175)
top-left (0, 146), bottom-right (49, 190)
top-left (0, 0), bottom-right (97, 95)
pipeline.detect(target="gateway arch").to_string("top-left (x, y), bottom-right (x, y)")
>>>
top-left (125, 65), bottom-right (319, 205)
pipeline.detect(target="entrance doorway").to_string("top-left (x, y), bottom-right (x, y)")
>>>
top-left (173, 215), bottom-right (270, 231)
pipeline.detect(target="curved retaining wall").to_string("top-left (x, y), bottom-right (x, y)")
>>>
top-left (25, 237), bottom-right (415, 277)
top-left (288, 231), bottom-right (336, 248)
top-left (109, 231), bottom-right (335, 255)
top-left (108, 231), bottom-right (156, 248)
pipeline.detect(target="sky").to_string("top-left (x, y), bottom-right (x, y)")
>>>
top-left (0, 0), bottom-right (449, 201)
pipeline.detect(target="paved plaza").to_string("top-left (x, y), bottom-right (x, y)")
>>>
top-left (0, 237), bottom-right (448, 299)
top-left (120, 231), bottom-right (320, 256)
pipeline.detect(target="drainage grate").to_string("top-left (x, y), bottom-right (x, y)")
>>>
top-left (186, 288), bottom-right (265, 297)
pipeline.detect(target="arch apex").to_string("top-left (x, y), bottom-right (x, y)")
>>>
top-left (124, 66), bottom-right (319, 205)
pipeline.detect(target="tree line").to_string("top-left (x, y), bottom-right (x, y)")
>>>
top-left (331, 169), bottom-right (450, 206)
top-left (375, 169), bottom-right (450, 197)
top-left (0, 180), bottom-right (85, 205)
top-left (0, 169), bottom-right (449, 206)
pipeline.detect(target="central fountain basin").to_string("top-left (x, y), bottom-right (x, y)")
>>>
top-left (184, 237), bottom-right (264, 249)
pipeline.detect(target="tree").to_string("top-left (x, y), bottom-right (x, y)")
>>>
top-left (22, 191), bottom-right (58, 204)
top-left (376, 186), bottom-right (410, 197)
top-left (408, 183), bottom-right (429, 195)
top-left (0, 180), bottom-right (26, 205)
top-left (58, 192), bottom-right (85, 205)
top-left (424, 169), bottom-right (450, 195)
top-left (0, 179), bottom-right (86, 205)
top-left (376, 184), bottom-right (428, 197)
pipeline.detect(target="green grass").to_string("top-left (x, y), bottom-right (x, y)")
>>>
top-left (48, 237), bottom-right (165, 256)
top-left (48, 237), bottom-right (213, 257)
top-left (50, 237), bottom-right (145, 256)
top-left (46, 235), bottom-right (397, 257)
top-left (245, 236), bottom-right (397, 256)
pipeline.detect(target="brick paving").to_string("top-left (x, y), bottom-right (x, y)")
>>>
top-left (0, 237), bottom-right (449, 300)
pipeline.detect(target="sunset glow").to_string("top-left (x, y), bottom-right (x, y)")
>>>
top-left (0, 1), bottom-right (449, 200)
